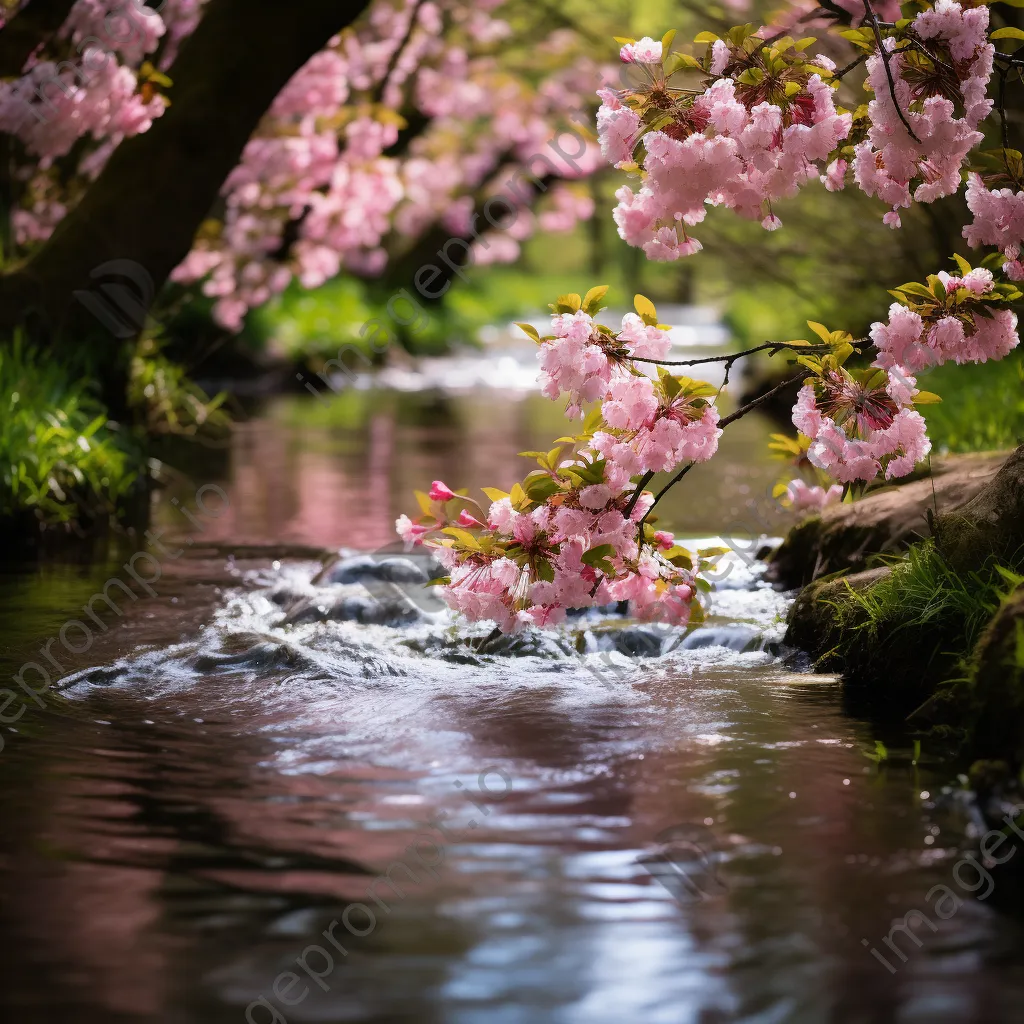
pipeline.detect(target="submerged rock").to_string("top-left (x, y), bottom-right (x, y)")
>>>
top-left (313, 552), bottom-right (444, 586)
top-left (280, 589), bottom-right (426, 627)
top-left (193, 641), bottom-right (315, 673)
top-left (678, 624), bottom-right (764, 653)
top-left (604, 626), bottom-right (664, 658)
top-left (768, 451), bottom-right (1008, 588)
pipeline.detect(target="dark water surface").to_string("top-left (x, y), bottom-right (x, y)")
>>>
top-left (3, 386), bottom-right (1024, 1024)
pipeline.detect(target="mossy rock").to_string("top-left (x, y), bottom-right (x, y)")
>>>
top-left (784, 445), bottom-right (1024, 726)
top-left (959, 588), bottom-right (1024, 769)
top-left (785, 565), bottom-right (959, 716)
top-left (768, 451), bottom-right (1009, 588)
top-left (933, 447), bottom-right (1024, 575)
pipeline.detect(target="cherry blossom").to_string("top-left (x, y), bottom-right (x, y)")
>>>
top-left (871, 263), bottom-right (1020, 370)
top-left (782, 479), bottom-right (843, 513)
top-left (853, 1), bottom-right (993, 225)
top-left (792, 365), bottom-right (931, 483)
top-left (601, 33), bottom-right (850, 258)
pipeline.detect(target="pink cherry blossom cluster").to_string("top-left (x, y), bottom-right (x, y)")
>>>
top-left (792, 365), bottom-right (931, 483)
top-left (964, 173), bottom-right (1024, 281)
top-left (3, 0), bottom-right (604, 326)
top-left (169, 0), bottom-right (607, 328)
top-left (396, 293), bottom-right (723, 629)
top-left (0, 47), bottom-right (167, 166)
top-left (0, 0), bottom-right (199, 165)
top-left (398, 475), bottom-right (700, 632)
top-left (871, 265), bottom-right (1020, 371)
top-left (853, 0), bottom-right (993, 228)
top-left (599, 33), bottom-right (850, 258)
top-left (781, 479), bottom-right (843, 513)
top-left (537, 308), bottom-right (671, 415)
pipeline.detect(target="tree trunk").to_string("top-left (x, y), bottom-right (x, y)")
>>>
top-left (0, 0), bottom-right (80, 78)
top-left (0, 0), bottom-right (372, 350)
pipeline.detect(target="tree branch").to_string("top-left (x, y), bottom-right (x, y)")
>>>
top-left (0, 0), bottom-right (374, 345)
top-left (636, 371), bottom-right (807, 531)
top-left (630, 341), bottom-right (831, 369)
top-left (864, 0), bottom-right (920, 143)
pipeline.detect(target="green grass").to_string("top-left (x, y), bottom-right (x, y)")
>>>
top-left (918, 350), bottom-right (1024, 454)
top-left (0, 338), bottom-right (141, 526)
top-left (831, 541), bottom-right (1024, 667)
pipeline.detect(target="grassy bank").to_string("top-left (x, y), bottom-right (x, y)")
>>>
top-left (0, 339), bottom-right (142, 530)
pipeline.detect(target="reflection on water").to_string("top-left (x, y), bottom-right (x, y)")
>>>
top-left (155, 386), bottom-right (791, 552)
top-left (1, 384), bottom-right (1024, 1024)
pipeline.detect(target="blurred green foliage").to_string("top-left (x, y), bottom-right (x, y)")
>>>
top-left (0, 337), bottom-right (140, 526)
top-left (919, 350), bottom-right (1024, 454)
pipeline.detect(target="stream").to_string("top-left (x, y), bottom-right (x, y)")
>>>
top-left (3, 347), bottom-right (1024, 1023)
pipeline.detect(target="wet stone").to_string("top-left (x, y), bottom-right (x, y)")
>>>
top-left (314, 554), bottom-right (438, 586)
top-left (280, 590), bottom-right (425, 627)
top-left (679, 625), bottom-right (763, 652)
top-left (606, 627), bottom-right (665, 658)
top-left (192, 641), bottom-right (315, 673)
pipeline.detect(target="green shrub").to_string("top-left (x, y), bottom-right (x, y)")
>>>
top-left (0, 337), bottom-right (141, 525)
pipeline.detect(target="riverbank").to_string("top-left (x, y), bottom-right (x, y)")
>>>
top-left (775, 445), bottom-right (1024, 780)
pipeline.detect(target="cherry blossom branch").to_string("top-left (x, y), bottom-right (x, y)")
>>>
top-left (995, 44), bottom-right (1024, 177)
top-left (833, 52), bottom-right (870, 80)
top-left (863, 0), bottom-right (920, 144)
top-left (623, 471), bottom-right (655, 519)
top-left (372, 0), bottom-right (428, 103)
top-left (637, 371), bottom-right (807, 531)
top-left (992, 52), bottom-right (1024, 70)
top-left (630, 341), bottom-right (831, 369)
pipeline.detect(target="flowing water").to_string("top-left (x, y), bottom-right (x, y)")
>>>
top-left (3, 343), bottom-right (1024, 1024)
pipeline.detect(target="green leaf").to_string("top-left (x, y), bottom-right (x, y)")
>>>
top-left (535, 558), bottom-right (555, 583)
top-left (481, 487), bottom-right (509, 502)
top-left (583, 404), bottom-right (604, 434)
top-left (554, 293), bottom-right (582, 313)
top-left (414, 490), bottom-right (433, 516)
top-left (897, 281), bottom-right (936, 299)
top-left (582, 285), bottom-right (609, 315)
top-left (441, 527), bottom-right (481, 550)
top-left (634, 293), bottom-right (657, 320)
top-left (694, 31), bottom-right (719, 44)
top-left (833, 342), bottom-right (855, 365)
top-left (952, 253), bottom-right (973, 276)
top-left (661, 29), bottom-right (677, 54)
top-left (995, 564), bottom-right (1024, 588)
top-left (523, 471), bottom-right (560, 501)
top-left (912, 390), bottom-right (942, 405)
top-left (515, 322), bottom-right (540, 342)
top-left (991, 26), bottom-right (1024, 40)
top-left (806, 320), bottom-right (832, 344)
top-left (664, 52), bottom-right (703, 75)
top-left (661, 374), bottom-right (682, 400)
